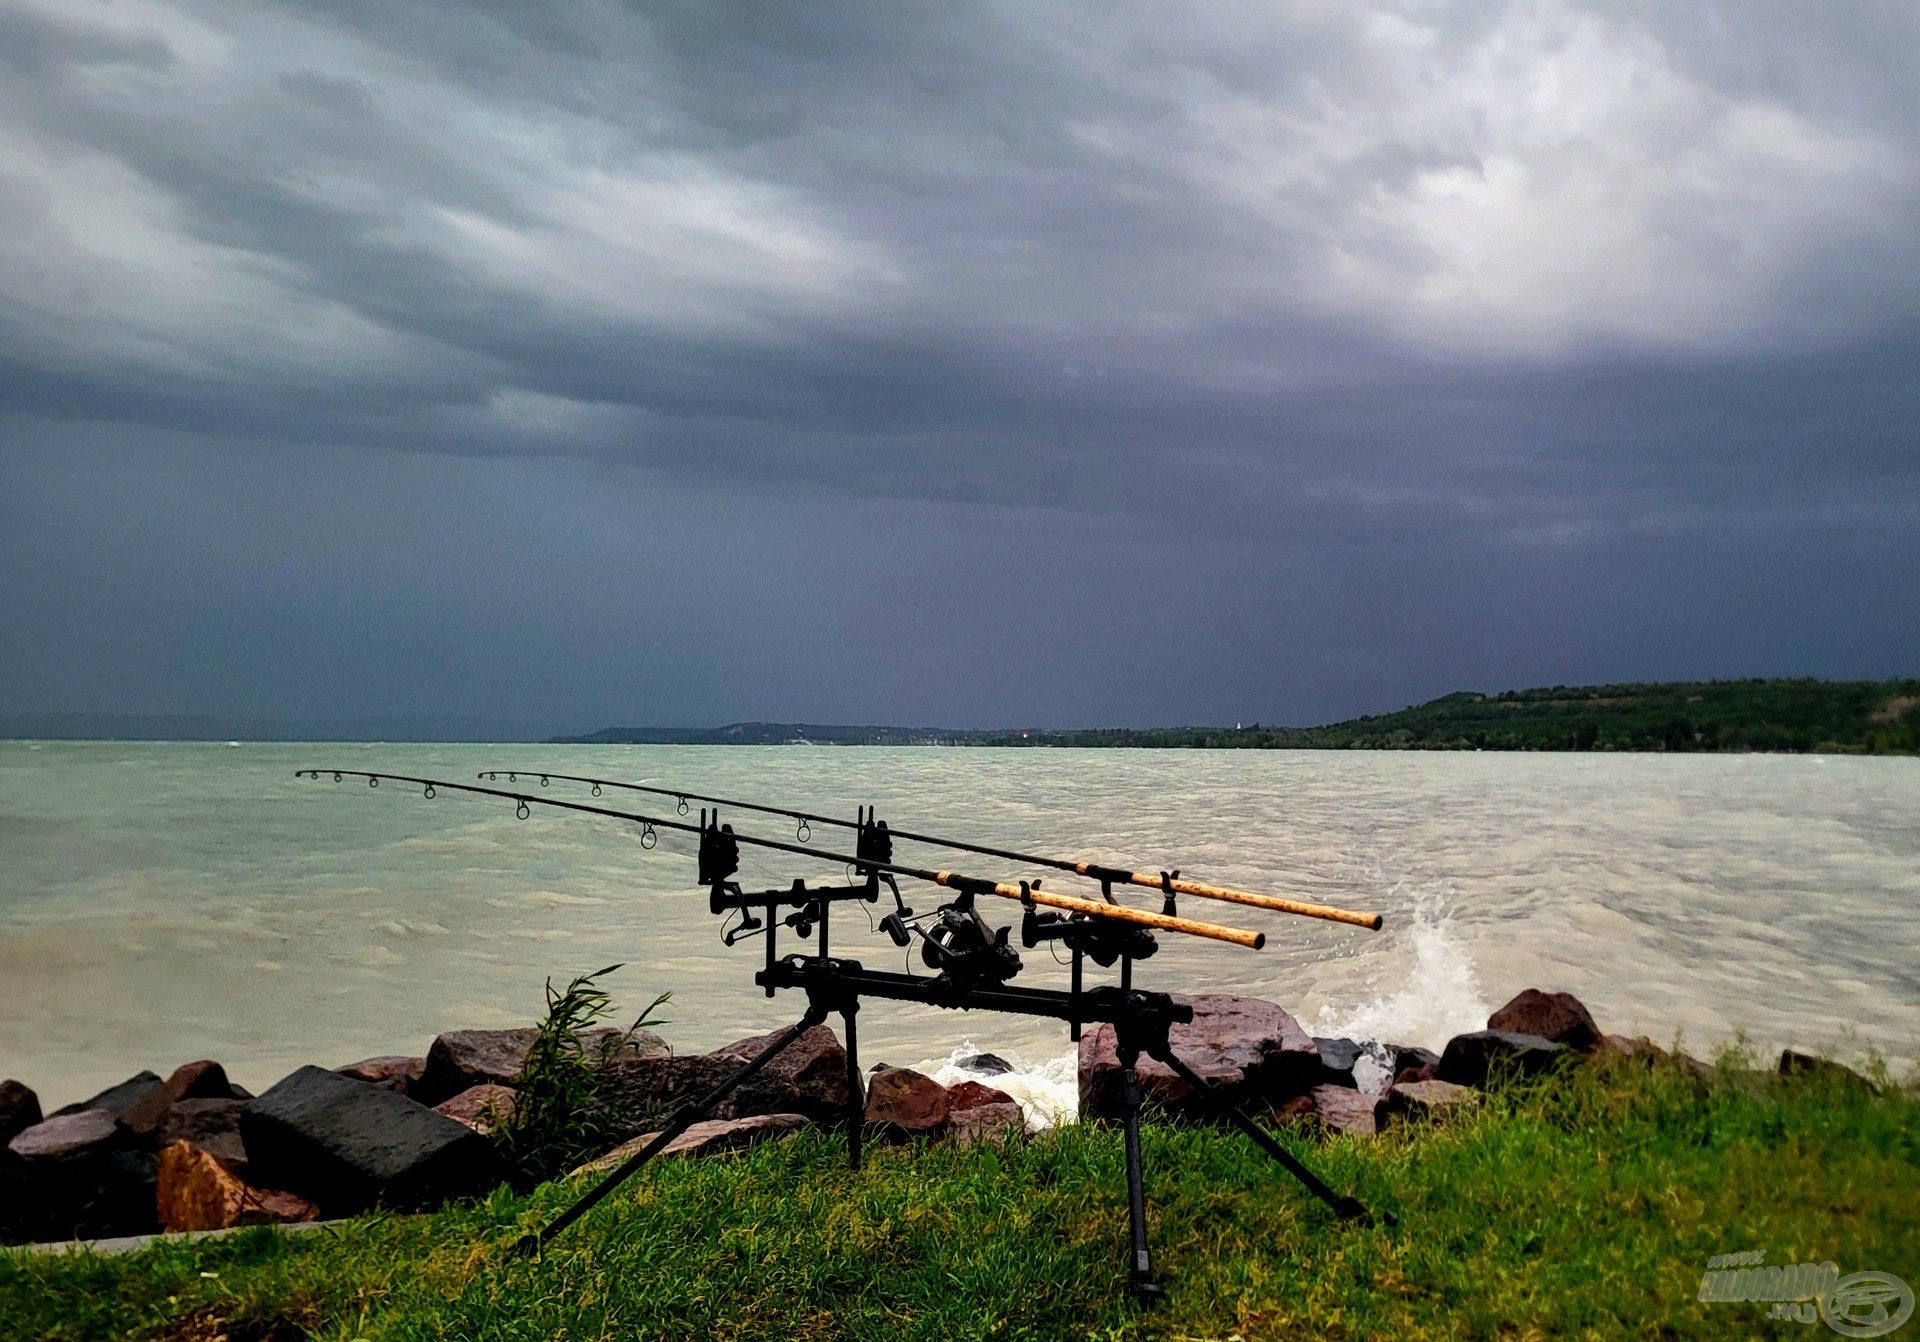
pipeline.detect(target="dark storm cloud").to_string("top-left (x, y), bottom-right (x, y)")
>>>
top-left (2, 0), bottom-right (1917, 727)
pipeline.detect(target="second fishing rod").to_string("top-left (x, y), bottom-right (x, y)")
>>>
top-left (478, 768), bottom-right (1383, 931)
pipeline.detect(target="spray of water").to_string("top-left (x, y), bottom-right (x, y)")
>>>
top-left (1312, 880), bottom-right (1490, 1054)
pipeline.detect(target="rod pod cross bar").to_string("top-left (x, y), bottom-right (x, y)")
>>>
top-left (296, 769), bottom-right (1265, 949)
top-left (477, 770), bottom-right (1382, 931)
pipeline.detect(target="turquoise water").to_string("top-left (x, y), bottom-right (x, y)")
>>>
top-left (2, 742), bottom-right (1916, 1106)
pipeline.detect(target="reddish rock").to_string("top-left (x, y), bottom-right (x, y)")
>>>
top-left (165, 1060), bottom-right (235, 1103)
top-left (864, 1068), bottom-right (950, 1140)
top-left (946, 1080), bottom-right (1016, 1112)
top-left (1779, 1049), bottom-right (1879, 1095)
top-left (160, 1099), bottom-right (250, 1174)
top-left (156, 1141), bottom-right (318, 1232)
top-left (947, 1103), bottom-right (1025, 1147)
top-left (1382, 1078), bottom-right (1481, 1124)
top-left (1394, 1062), bottom-right (1439, 1087)
top-left (1270, 1094), bottom-right (1318, 1127)
top-left (336, 1055), bottom-right (427, 1095)
top-left (1310, 1085), bottom-right (1381, 1137)
top-left (434, 1084), bottom-right (518, 1135)
top-left (52, 1071), bottom-right (173, 1137)
top-left (1078, 993), bottom-right (1320, 1123)
top-left (0, 1080), bottom-right (41, 1146)
top-left (1487, 989), bottom-right (1601, 1052)
top-left (1436, 1031), bottom-right (1573, 1088)
top-left (571, 1113), bottom-right (810, 1176)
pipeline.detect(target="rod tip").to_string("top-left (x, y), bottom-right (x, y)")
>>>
top-left (1366, 914), bottom-right (1384, 931)
top-left (1250, 931), bottom-right (1267, 949)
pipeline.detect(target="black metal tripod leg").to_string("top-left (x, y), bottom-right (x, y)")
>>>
top-left (516, 1005), bottom-right (829, 1254)
top-left (1154, 1049), bottom-right (1381, 1227)
top-left (1117, 1054), bottom-right (1164, 1303)
top-left (841, 1004), bottom-right (863, 1171)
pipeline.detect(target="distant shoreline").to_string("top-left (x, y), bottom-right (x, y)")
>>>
top-left (7, 677), bottom-right (1917, 754)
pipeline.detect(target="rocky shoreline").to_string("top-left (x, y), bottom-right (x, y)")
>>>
top-left (0, 988), bottom-right (1881, 1247)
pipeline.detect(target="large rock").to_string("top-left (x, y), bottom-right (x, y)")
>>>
top-left (242, 1066), bottom-right (506, 1214)
top-left (1436, 1031), bottom-right (1573, 1088)
top-left (1078, 994), bottom-right (1319, 1123)
top-left (948, 1103), bottom-right (1025, 1147)
top-left (156, 1142), bottom-right (318, 1233)
top-left (601, 1025), bottom-right (857, 1135)
top-left (336, 1055), bottom-right (426, 1096)
top-left (1309, 1084), bottom-right (1381, 1137)
top-left (1312, 1038), bottom-right (1365, 1089)
top-left (418, 1027), bottom-right (669, 1105)
top-left (955, 1052), bottom-right (1014, 1076)
top-left (1382, 1078), bottom-right (1481, 1124)
top-left (52, 1071), bottom-right (173, 1138)
top-left (0, 1080), bottom-right (41, 1146)
top-left (1779, 1049), bottom-right (1879, 1095)
top-left (571, 1113), bottom-right (810, 1176)
top-left (165, 1060), bottom-right (236, 1103)
top-left (7, 1111), bottom-right (157, 1239)
top-left (864, 1068), bottom-right (950, 1141)
top-left (1487, 990), bottom-right (1601, 1052)
top-left (946, 1080), bottom-right (1016, 1112)
top-left (435, 1084), bottom-right (517, 1135)
top-left (160, 1098), bottom-right (250, 1175)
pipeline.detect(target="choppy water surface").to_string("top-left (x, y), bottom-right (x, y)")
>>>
top-left (1, 742), bottom-right (1915, 1106)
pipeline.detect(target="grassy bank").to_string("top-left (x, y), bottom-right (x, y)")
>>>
top-left (5, 1055), bottom-right (1915, 1341)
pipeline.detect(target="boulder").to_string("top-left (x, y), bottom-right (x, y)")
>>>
top-left (7, 1111), bottom-right (157, 1239)
top-left (1079, 994), bottom-right (1319, 1123)
top-left (571, 1113), bottom-right (810, 1177)
top-left (1309, 1085), bottom-right (1381, 1137)
top-left (601, 1025), bottom-right (856, 1135)
top-left (10, 1109), bottom-right (121, 1162)
top-left (156, 1141), bottom-right (319, 1233)
top-left (1487, 989), bottom-right (1601, 1052)
top-left (165, 1060), bottom-right (235, 1103)
top-left (52, 1071), bottom-right (172, 1138)
top-left (1394, 1061), bottom-right (1440, 1087)
top-left (1779, 1050), bottom-right (1879, 1095)
top-left (1313, 1038), bottom-right (1364, 1089)
top-left (947, 1103), bottom-right (1025, 1147)
top-left (418, 1027), bottom-right (668, 1105)
top-left (1595, 1034), bottom-right (1669, 1066)
top-left (434, 1084), bottom-right (518, 1135)
top-left (0, 1080), bottom-right (42, 1146)
top-left (160, 1098), bottom-right (251, 1174)
top-left (864, 1068), bottom-right (950, 1141)
top-left (946, 1080), bottom-right (1016, 1112)
top-left (1436, 1031), bottom-right (1573, 1088)
top-left (1382, 1078), bottom-right (1481, 1124)
top-left (336, 1055), bottom-right (427, 1095)
top-left (955, 1052), bottom-right (1014, 1076)
top-left (242, 1066), bottom-right (506, 1215)
top-left (1387, 1044), bottom-right (1440, 1076)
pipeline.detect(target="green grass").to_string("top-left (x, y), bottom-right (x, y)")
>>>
top-left (5, 1056), bottom-right (1916, 1341)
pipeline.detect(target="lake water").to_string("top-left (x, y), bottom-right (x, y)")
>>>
top-left (2, 742), bottom-right (1915, 1108)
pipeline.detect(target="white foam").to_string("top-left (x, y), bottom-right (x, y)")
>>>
top-left (1312, 881), bottom-right (1490, 1051)
top-left (913, 1039), bottom-right (1081, 1130)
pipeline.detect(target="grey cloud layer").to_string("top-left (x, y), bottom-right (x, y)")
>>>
top-left (2, 0), bottom-right (1917, 725)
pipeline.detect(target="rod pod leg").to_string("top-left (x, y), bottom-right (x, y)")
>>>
top-left (1152, 1048), bottom-right (1385, 1227)
top-left (1115, 1039), bottom-right (1164, 1304)
top-left (841, 1003), bottom-right (863, 1171)
top-left (515, 1003), bottom-right (830, 1255)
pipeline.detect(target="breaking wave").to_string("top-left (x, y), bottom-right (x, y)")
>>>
top-left (914, 1039), bottom-right (1081, 1129)
top-left (1312, 880), bottom-right (1490, 1051)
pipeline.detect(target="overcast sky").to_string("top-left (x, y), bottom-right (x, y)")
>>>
top-left (3, 1), bottom-right (1917, 731)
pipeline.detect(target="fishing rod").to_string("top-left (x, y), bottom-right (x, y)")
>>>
top-left (295, 769), bottom-right (1265, 949)
top-left (476, 769), bottom-right (1382, 931)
